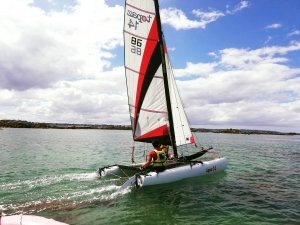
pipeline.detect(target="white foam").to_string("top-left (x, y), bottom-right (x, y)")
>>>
top-left (0, 172), bottom-right (100, 190)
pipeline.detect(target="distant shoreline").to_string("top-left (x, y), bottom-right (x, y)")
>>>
top-left (0, 120), bottom-right (298, 135)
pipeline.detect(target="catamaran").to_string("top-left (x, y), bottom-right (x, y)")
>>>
top-left (98, 0), bottom-right (228, 188)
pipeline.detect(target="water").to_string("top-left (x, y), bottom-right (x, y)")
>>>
top-left (0, 128), bottom-right (299, 225)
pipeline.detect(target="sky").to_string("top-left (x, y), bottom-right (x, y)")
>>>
top-left (0, 0), bottom-right (300, 133)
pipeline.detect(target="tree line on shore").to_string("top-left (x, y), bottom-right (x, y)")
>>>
top-left (0, 120), bottom-right (298, 135)
top-left (0, 120), bottom-right (131, 130)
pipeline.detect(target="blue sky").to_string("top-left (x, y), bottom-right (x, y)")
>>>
top-left (109, 0), bottom-right (300, 67)
top-left (0, 0), bottom-right (300, 132)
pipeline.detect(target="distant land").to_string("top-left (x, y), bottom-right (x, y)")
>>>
top-left (0, 120), bottom-right (299, 135)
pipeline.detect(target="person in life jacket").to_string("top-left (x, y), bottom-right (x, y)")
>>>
top-left (142, 139), bottom-right (166, 171)
top-left (160, 145), bottom-right (174, 160)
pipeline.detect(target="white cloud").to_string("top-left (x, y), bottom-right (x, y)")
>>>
top-left (264, 36), bottom-right (272, 45)
top-left (208, 52), bottom-right (218, 58)
top-left (160, 7), bottom-right (224, 30)
top-left (0, 0), bottom-right (129, 125)
top-left (0, 66), bottom-right (129, 124)
top-left (218, 42), bottom-right (300, 69)
top-left (0, 0), bottom-right (123, 91)
top-left (265, 23), bottom-right (282, 29)
top-left (160, 1), bottom-right (249, 30)
top-left (192, 9), bottom-right (225, 26)
top-left (174, 42), bottom-right (300, 132)
top-left (174, 62), bottom-right (216, 78)
top-left (287, 30), bottom-right (300, 37)
top-left (186, 101), bottom-right (300, 132)
top-left (1, 0), bottom-right (299, 132)
top-left (168, 47), bottom-right (176, 52)
top-left (226, 0), bottom-right (250, 14)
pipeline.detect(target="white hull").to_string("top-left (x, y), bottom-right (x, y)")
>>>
top-left (98, 165), bottom-right (120, 177)
top-left (0, 215), bottom-right (68, 225)
top-left (137, 157), bottom-right (227, 187)
top-left (113, 157), bottom-right (228, 189)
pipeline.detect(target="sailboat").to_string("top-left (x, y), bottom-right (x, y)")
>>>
top-left (97, 0), bottom-right (228, 188)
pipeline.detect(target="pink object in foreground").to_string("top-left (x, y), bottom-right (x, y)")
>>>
top-left (0, 215), bottom-right (68, 225)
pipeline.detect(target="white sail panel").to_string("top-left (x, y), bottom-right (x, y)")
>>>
top-left (125, 68), bottom-right (138, 106)
top-left (165, 50), bottom-right (194, 146)
top-left (124, 33), bottom-right (146, 73)
top-left (126, 0), bottom-right (156, 14)
top-left (124, 1), bottom-right (156, 38)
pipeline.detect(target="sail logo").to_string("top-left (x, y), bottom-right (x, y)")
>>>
top-left (127, 9), bottom-right (152, 23)
top-left (206, 165), bottom-right (217, 173)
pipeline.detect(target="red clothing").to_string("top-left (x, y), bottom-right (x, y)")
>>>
top-left (142, 147), bottom-right (159, 169)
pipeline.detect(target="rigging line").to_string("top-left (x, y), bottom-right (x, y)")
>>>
top-left (119, 167), bottom-right (131, 179)
top-left (131, 143), bottom-right (135, 163)
top-left (193, 132), bottom-right (202, 148)
top-left (103, 171), bottom-right (124, 179)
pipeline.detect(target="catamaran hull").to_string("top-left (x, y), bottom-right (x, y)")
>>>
top-left (136, 158), bottom-right (227, 187)
top-left (98, 165), bottom-right (120, 177)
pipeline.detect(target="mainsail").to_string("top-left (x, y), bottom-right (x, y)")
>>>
top-left (123, 0), bottom-right (194, 153)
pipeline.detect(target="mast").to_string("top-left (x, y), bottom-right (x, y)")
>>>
top-left (154, 0), bottom-right (178, 158)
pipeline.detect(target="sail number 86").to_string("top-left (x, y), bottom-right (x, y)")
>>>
top-left (131, 37), bottom-right (142, 55)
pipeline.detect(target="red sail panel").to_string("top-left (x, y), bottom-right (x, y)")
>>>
top-left (135, 125), bottom-right (169, 141)
top-left (133, 17), bottom-right (159, 132)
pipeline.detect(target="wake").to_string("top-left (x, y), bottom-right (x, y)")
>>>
top-left (0, 172), bottom-right (100, 191)
top-left (0, 172), bottom-right (131, 215)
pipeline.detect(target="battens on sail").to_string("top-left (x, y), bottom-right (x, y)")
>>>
top-left (124, 0), bottom-right (194, 146)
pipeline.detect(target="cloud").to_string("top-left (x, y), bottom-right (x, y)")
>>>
top-left (174, 42), bottom-right (300, 132)
top-left (0, 0), bottom-right (123, 91)
top-left (160, 1), bottom-right (249, 30)
top-left (160, 7), bottom-right (224, 30)
top-left (264, 36), bottom-right (272, 45)
top-left (287, 30), bottom-right (300, 37)
top-left (226, 0), bottom-right (250, 14)
top-left (168, 47), bottom-right (176, 52)
top-left (218, 42), bottom-right (300, 69)
top-left (0, 0), bottom-right (130, 125)
top-left (174, 62), bottom-right (216, 78)
top-left (0, 66), bottom-right (129, 124)
top-left (1, 0), bottom-right (299, 132)
top-left (265, 23), bottom-right (282, 29)
top-left (185, 101), bottom-right (300, 132)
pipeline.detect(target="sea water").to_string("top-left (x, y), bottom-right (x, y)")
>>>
top-left (0, 128), bottom-right (299, 225)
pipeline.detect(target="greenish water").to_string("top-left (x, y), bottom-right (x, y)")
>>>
top-left (0, 128), bottom-right (299, 225)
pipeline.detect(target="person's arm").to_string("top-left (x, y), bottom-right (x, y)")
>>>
top-left (142, 151), bottom-right (155, 169)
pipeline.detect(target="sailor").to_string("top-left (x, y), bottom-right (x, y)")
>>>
top-left (160, 144), bottom-right (174, 160)
top-left (141, 139), bottom-right (166, 172)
